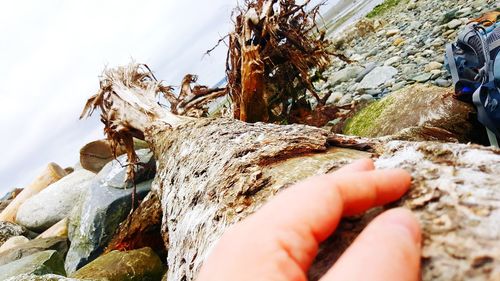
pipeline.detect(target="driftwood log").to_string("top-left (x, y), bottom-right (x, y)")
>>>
top-left (83, 64), bottom-right (500, 281)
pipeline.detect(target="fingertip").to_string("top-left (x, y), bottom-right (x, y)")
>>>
top-left (333, 158), bottom-right (375, 174)
top-left (376, 208), bottom-right (421, 245)
top-left (322, 208), bottom-right (421, 281)
top-left (372, 169), bottom-right (412, 205)
top-left (354, 158), bottom-right (375, 169)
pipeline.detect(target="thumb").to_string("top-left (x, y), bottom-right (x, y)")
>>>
top-left (321, 208), bottom-right (421, 281)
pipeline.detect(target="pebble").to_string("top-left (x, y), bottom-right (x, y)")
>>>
top-left (311, 0), bottom-right (496, 125)
top-left (384, 56), bottom-right (402, 67)
top-left (435, 79), bottom-right (452, 87)
top-left (357, 66), bottom-right (398, 90)
top-left (326, 92), bottom-right (344, 105)
top-left (386, 29), bottom-right (401, 37)
top-left (393, 37), bottom-right (405, 46)
top-left (430, 69), bottom-right (443, 79)
top-left (358, 94), bottom-right (375, 102)
top-left (338, 94), bottom-right (353, 105)
top-left (425, 61), bottom-right (443, 72)
top-left (412, 73), bottom-right (433, 83)
top-left (355, 62), bottom-right (378, 83)
top-left (447, 19), bottom-right (463, 29)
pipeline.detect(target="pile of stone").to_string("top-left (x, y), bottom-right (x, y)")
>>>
top-left (317, 0), bottom-right (498, 106)
top-left (0, 140), bottom-right (165, 280)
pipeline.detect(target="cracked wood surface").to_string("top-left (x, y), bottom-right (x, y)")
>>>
top-left (83, 63), bottom-right (500, 281)
top-left (146, 118), bottom-right (500, 281)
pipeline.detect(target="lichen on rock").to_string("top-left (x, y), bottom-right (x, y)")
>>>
top-left (343, 84), bottom-right (476, 142)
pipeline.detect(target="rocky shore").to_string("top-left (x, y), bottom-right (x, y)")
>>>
top-left (318, 0), bottom-right (498, 105)
top-left (0, 0), bottom-right (498, 280)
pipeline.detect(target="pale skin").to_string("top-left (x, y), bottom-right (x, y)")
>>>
top-left (197, 158), bottom-right (421, 281)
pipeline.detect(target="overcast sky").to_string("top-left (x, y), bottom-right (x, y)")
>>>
top-left (0, 0), bottom-right (337, 194)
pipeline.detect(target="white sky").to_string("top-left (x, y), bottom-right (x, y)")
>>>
top-left (0, 0), bottom-right (335, 194)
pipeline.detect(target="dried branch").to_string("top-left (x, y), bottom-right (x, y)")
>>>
top-left (223, 0), bottom-right (338, 123)
top-left (80, 63), bottom-right (186, 182)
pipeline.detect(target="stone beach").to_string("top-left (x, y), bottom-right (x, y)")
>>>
top-left (0, 0), bottom-right (498, 280)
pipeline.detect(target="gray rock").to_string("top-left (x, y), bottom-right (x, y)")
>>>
top-left (325, 92), bottom-right (344, 105)
top-left (0, 236), bottom-right (29, 253)
top-left (391, 81), bottom-right (407, 91)
top-left (413, 56), bottom-right (429, 65)
top-left (16, 170), bottom-right (96, 232)
top-left (0, 222), bottom-right (27, 247)
top-left (364, 89), bottom-right (382, 96)
top-left (430, 69), bottom-right (443, 80)
top-left (430, 38), bottom-right (445, 47)
top-left (355, 62), bottom-right (377, 82)
top-left (0, 237), bottom-right (68, 266)
top-left (0, 250), bottom-right (66, 279)
top-left (424, 61), bottom-right (443, 72)
top-left (338, 94), bottom-right (353, 105)
top-left (411, 73), bottom-right (433, 83)
top-left (357, 66), bottom-right (398, 90)
top-left (328, 66), bottom-right (364, 87)
top-left (95, 149), bottom-right (155, 189)
top-left (358, 94), bottom-right (375, 102)
top-left (386, 29), bottom-right (400, 37)
top-left (435, 79), bottom-right (452, 87)
top-left (65, 180), bottom-right (153, 274)
top-left (384, 56), bottom-right (401, 67)
top-left (401, 63), bottom-right (418, 76)
top-left (367, 49), bottom-right (379, 57)
top-left (447, 19), bottom-right (463, 29)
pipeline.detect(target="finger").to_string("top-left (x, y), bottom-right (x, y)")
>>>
top-left (321, 208), bottom-right (421, 281)
top-left (251, 169), bottom-right (412, 270)
top-left (333, 158), bottom-right (375, 174)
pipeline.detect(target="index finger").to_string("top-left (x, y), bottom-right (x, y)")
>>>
top-left (250, 167), bottom-right (412, 270)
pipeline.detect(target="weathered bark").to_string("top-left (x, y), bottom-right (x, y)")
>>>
top-left (151, 119), bottom-right (500, 281)
top-left (240, 46), bottom-right (268, 122)
top-left (84, 64), bottom-right (500, 281)
top-left (104, 192), bottom-right (166, 258)
top-left (168, 74), bottom-right (226, 118)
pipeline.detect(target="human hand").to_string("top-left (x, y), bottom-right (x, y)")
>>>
top-left (197, 158), bottom-right (421, 281)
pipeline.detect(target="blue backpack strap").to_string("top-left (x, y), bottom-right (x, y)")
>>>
top-left (495, 53), bottom-right (500, 83)
top-left (446, 43), bottom-right (460, 85)
top-left (472, 83), bottom-right (500, 147)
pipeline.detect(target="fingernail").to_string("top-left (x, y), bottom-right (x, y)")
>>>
top-left (383, 208), bottom-right (421, 245)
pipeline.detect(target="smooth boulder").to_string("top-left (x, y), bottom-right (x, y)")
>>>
top-left (0, 250), bottom-right (66, 279)
top-left (356, 66), bottom-right (398, 90)
top-left (37, 218), bottom-right (69, 239)
top-left (80, 139), bottom-right (149, 173)
top-left (0, 236), bottom-right (29, 253)
top-left (0, 237), bottom-right (68, 266)
top-left (328, 66), bottom-right (364, 87)
top-left (0, 163), bottom-right (67, 223)
top-left (343, 84), bottom-right (476, 142)
top-left (16, 170), bottom-right (95, 232)
top-left (65, 180), bottom-right (153, 274)
top-left (95, 149), bottom-right (155, 189)
top-left (71, 247), bottom-right (164, 281)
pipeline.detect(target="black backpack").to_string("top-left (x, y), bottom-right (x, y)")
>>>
top-left (445, 19), bottom-right (500, 147)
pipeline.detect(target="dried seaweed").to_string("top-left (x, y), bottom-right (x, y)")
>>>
top-left (80, 63), bottom-right (182, 184)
